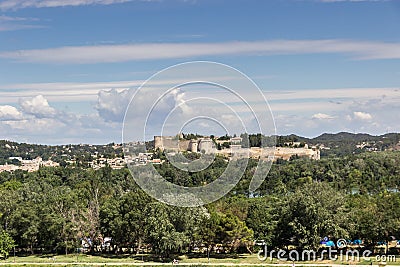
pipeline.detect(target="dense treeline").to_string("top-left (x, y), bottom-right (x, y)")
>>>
top-left (0, 151), bottom-right (399, 260)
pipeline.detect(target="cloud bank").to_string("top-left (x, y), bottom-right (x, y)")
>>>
top-left (0, 81), bottom-right (398, 144)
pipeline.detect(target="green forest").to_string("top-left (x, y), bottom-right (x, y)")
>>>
top-left (0, 149), bottom-right (400, 261)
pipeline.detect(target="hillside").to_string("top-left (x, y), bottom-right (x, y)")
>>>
top-left (0, 140), bottom-right (123, 165)
top-left (0, 132), bottom-right (399, 165)
top-left (310, 132), bottom-right (400, 156)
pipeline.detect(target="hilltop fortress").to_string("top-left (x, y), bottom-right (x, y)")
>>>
top-left (154, 134), bottom-right (320, 161)
top-left (154, 135), bottom-right (215, 154)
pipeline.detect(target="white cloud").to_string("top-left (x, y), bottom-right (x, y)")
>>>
top-left (96, 88), bottom-right (133, 122)
top-left (19, 95), bottom-right (57, 118)
top-left (0, 105), bottom-right (23, 121)
top-left (1, 39), bottom-right (400, 64)
top-left (0, 0), bottom-right (133, 10)
top-left (1, 114), bottom-right (115, 144)
top-left (312, 113), bottom-right (335, 119)
top-left (0, 83), bottom-right (397, 143)
top-left (95, 87), bottom-right (190, 125)
top-left (353, 111), bottom-right (373, 120)
top-left (0, 94), bottom-right (123, 144)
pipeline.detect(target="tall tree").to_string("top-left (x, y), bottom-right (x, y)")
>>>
top-left (276, 182), bottom-right (348, 250)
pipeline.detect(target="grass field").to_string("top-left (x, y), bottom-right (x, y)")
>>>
top-left (0, 253), bottom-right (397, 267)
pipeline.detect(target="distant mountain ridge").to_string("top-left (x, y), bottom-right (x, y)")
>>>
top-left (279, 132), bottom-right (400, 157)
top-left (314, 132), bottom-right (398, 142)
top-left (275, 132), bottom-right (399, 143)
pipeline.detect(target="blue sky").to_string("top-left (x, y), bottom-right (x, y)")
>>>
top-left (0, 0), bottom-right (399, 144)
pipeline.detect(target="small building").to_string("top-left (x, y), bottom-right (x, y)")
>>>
top-left (189, 140), bottom-right (198, 153)
top-left (198, 138), bottom-right (214, 154)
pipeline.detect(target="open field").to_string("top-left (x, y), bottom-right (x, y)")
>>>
top-left (0, 254), bottom-right (397, 267)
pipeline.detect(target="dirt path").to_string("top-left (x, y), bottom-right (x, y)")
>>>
top-left (0, 263), bottom-right (393, 266)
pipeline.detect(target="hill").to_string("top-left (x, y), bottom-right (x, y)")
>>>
top-left (0, 132), bottom-right (399, 165)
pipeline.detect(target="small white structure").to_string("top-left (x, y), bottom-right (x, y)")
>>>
top-left (230, 137), bottom-right (242, 145)
top-left (189, 140), bottom-right (198, 153)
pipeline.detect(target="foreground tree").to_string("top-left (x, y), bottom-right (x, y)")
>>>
top-left (276, 182), bottom-right (348, 250)
top-left (100, 189), bottom-right (151, 253)
top-left (144, 203), bottom-right (189, 259)
top-left (0, 230), bottom-right (15, 259)
top-left (246, 196), bottom-right (279, 246)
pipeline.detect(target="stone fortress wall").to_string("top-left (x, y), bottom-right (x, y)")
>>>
top-left (154, 135), bottom-right (320, 161)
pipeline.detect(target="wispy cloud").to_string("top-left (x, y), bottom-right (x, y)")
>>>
top-left (312, 113), bottom-right (336, 120)
top-left (0, 80), bottom-right (179, 103)
top-left (1, 39), bottom-right (399, 64)
top-left (0, 0), bottom-right (135, 10)
top-left (0, 15), bottom-right (39, 21)
top-left (0, 79), bottom-right (398, 105)
top-left (0, 15), bottom-right (43, 31)
top-left (0, 24), bottom-right (44, 31)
